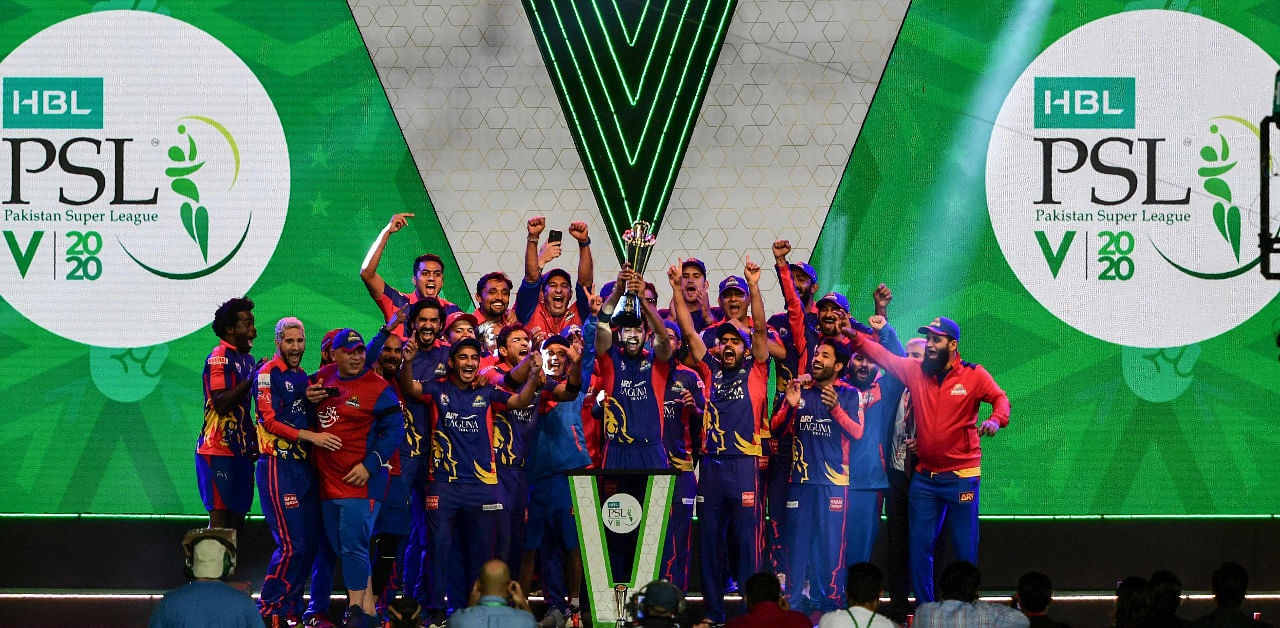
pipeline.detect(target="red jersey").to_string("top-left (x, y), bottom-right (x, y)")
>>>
top-left (311, 364), bottom-right (405, 500)
top-left (848, 331), bottom-right (1010, 474)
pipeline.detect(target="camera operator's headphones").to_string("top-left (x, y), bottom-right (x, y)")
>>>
top-left (181, 527), bottom-right (237, 580)
top-left (625, 580), bottom-right (685, 620)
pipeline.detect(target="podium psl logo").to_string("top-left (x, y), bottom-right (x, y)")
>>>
top-left (986, 10), bottom-right (1280, 348)
top-left (602, 492), bottom-right (642, 534)
top-left (0, 11), bottom-right (288, 347)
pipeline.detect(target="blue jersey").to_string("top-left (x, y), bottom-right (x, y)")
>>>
top-left (663, 365), bottom-right (706, 471)
top-left (526, 316), bottom-right (598, 480)
top-left (783, 382), bottom-right (863, 486)
top-left (845, 323), bottom-right (905, 490)
top-left (594, 346), bottom-right (671, 447)
top-left (484, 364), bottom-right (557, 468)
top-left (701, 352), bottom-right (770, 457)
top-left (254, 355), bottom-right (314, 461)
top-left (418, 379), bottom-right (511, 484)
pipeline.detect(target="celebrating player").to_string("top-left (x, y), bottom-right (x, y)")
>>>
top-left (844, 316), bottom-right (1011, 602)
top-left (196, 297), bottom-right (259, 537)
top-left (360, 213), bottom-right (461, 338)
top-left (668, 256), bottom-right (771, 624)
top-left (517, 217), bottom-right (594, 338)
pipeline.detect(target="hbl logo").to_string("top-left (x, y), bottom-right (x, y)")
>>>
top-left (3, 77), bottom-right (102, 129)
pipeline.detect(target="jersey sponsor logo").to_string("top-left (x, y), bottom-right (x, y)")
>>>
top-left (740, 491), bottom-right (756, 507)
top-left (318, 406), bottom-right (339, 428)
top-left (481, 503), bottom-right (504, 511)
top-left (283, 494), bottom-right (299, 508)
top-left (959, 491), bottom-right (976, 503)
top-left (345, 396), bottom-right (361, 408)
top-left (681, 498), bottom-right (696, 505)
top-left (434, 364), bottom-right (447, 377)
top-left (284, 381), bottom-right (294, 392)
top-left (951, 384), bottom-right (967, 396)
top-left (441, 393), bottom-right (450, 406)
top-left (829, 496), bottom-right (844, 511)
top-left (208, 356), bottom-right (228, 366)
top-left (471, 395), bottom-right (487, 408)
top-left (426, 495), bottom-right (439, 510)
top-left (257, 373), bottom-right (271, 386)
top-left (785, 500), bottom-right (799, 509)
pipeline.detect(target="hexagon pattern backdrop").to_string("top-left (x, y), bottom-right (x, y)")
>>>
top-left (349, 0), bottom-right (907, 305)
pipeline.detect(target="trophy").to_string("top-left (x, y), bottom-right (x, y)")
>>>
top-left (614, 583), bottom-right (629, 625)
top-left (612, 222), bottom-right (657, 328)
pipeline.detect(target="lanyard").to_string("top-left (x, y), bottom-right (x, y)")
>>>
top-left (845, 608), bottom-right (863, 628)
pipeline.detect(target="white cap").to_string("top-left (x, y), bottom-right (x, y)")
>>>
top-left (191, 538), bottom-right (228, 579)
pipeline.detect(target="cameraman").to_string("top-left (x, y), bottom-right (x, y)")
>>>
top-left (628, 580), bottom-right (685, 628)
top-left (148, 528), bottom-right (260, 628)
top-left (449, 559), bottom-right (536, 628)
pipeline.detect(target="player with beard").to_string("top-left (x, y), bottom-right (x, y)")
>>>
top-left (310, 329), bottom-right (405, 627)
top-left (763, 241), bottom-right (817, 573)
top-left (255, 317), bottom-right (342, 624)
top-left (197, 297), bottom-right (259, 538)
top-left (840, 309), bottom-right (906, 573)
top-left (473, 271), bottom-right (515, 354)
top-left (844, 316), bottom-right (1010, 603)
top-left (480, 325), bottom-right (583, 583)
top-left (665, 258), bottom-right (716, 332)
top-left (668, 256), bottom-right (770, 625)
top-left (360, 213), bottom-right (461, 338)
top-left (517, 217), bottom-right (594, 339)
top-left (491, 334), bottom-right (585, 595)
top-left (594, 267), bottom-right (674, 469)
top-left (358, 332), bottom-right (412, 613)
top-left (658, 320), bottom-right (706, 591)
top-left (771, 339), bottom-right (864, 614)
top-left (397, 337), bottom-right (547, 617)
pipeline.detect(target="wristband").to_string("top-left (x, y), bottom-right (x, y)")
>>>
top-left (579, 237), bottom-right (591, 246)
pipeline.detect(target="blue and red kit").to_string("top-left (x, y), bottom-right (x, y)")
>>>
top-left (311, 363), bottom-right (405, 590)
top-left (697, 351), bottom-right (769, 623)
top-left (847, 330), bottom-right (1010, 602)
top-left (402, 338), bottom-right (450, 603)
top-left (771, 381), bottom-right (863, 613)
top-left (415, 378), bottom-right (515, 611)
top-left (253, 355), bottom-right (319, 619)
top-left (593, 346), bottom-right (671, 469)
top-left (484, 363), bottom-right (558, 573)
top-left (196, 340), bottom-right (258, 514)
top-left (659, 365), bottom-right (704, 590)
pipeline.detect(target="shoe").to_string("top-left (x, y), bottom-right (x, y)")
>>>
top-left (302, 614), bottom-right (335, 628)
top-left (539, 606), bottom-right (566, 628)
top-left (341, 607), bottom-right (366, 628)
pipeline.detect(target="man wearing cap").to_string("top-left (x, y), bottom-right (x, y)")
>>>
top-left (668, 256), bottom-right (771, 624)
top-left (360, 213), bottom-right (461, 339)
top-left (658, 319), bottom-right (706, 591)
top-left (303, 329), bottom-right (342, 627)
top-left (149, 529), bottom-right (261, 628)
top-left (629, 581), bottom-right (684, 628)
top-left (196, 297), bottom-right (259, 538)
top-left (771, 339), bottom-right (864, 613)
top-left (522, 292), bottom-right (603, 625)
top-left (310, 329), bottom-right (406, 626)
top-left (517, 216), bottom-right (594, 339)
top-left (844, 316), bottom-right (1011, 603)
top-left (593, 267), bottom-right (675, 469)
top-left (666, 257), bottom-right (717, 332)
top-left (397, 336), bottom-right (548, 615)
top-left (254, 317), bottom-right (341, 623)
top-left (480, 326), bottom-right (584, 584)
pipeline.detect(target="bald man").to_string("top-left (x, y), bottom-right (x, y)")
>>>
top-left (448, 560), bottom-right (536, 628)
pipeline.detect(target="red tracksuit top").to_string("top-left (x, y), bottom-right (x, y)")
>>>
top-left (849, 331), bottom-right (1010, 474)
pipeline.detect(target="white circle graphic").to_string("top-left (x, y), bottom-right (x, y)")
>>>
top-left (986, 10), bottom-right (1280, 348)
top-left (0, 11), bottom-right (289, 347)
top-left (601, 492), bottom-right (642, 534)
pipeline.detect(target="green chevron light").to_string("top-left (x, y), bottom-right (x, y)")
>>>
top-left (522, 0), bottom-right (737, 261)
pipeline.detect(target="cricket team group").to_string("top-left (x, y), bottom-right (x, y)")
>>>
top-left (193, 213), bottom-right (1011, 627)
